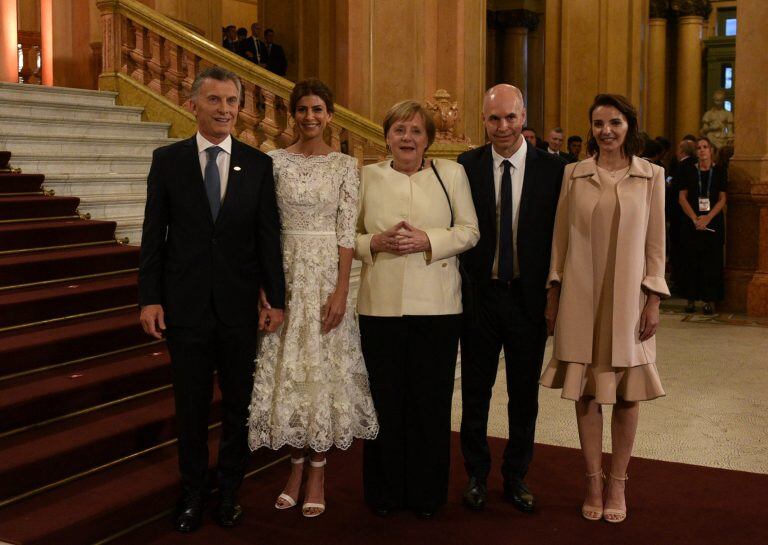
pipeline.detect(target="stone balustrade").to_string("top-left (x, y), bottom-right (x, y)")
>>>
top-left (96, 0), bottom-right (387, 165)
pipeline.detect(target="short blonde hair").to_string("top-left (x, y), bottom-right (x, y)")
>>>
top-left (382, 100), bottom-right (436, 148)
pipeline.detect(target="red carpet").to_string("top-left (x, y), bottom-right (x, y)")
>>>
top-left (113, 434), bottom-right (767, 545)
top-left (0, 155), bottom-right (289, 545)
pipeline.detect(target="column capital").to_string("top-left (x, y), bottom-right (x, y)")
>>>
top-left (489, 9), bottom-right (540, 32)
top-left (649, 0), bottom-right (671, 20)
top-left (671, 0), bottom-right (712, 19)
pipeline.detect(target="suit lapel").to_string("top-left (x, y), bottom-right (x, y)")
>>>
top-left (182, 136), bottom-right (215, 225)
top-left (517, 142), bottom-right (538, 232)
top-left (480, 145), bottom-right (496, 227)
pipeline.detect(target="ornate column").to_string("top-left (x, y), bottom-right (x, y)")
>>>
top-left (673, 0), bottom-right (711, 139)
top-left (647, 1), bottom-right (670, 138)
top-left (0, 0), bottom-right (18, 83)
top-left (723, 0), bottom-right (768, 315)
top-left (495, 9), bottom-right (539, 104)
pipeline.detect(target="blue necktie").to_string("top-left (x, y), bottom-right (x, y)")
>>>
top-left (204, 146), bottom-right (222, 221)
top-left (498, 159), bottom-right (514, 281)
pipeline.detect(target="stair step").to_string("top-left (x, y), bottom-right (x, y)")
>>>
top-left (0, 99), bottom-right (143, 124)
top-left (0, 428), bottom-right (281, 545)
top-left (0, 82), bottom-right (120, 108)
top-left (0, 219), bottom-right (117, 251)
top-left (0, 133), bottom-right (176, 157)
top-left (0, 114), bottom-right (171, 139)
top-left (0, 272), bottom-right (138, 328)
top-left (8, 153), bottom-right (153, 175)
top-left (0, 342), bottom-right (169, 434)
top-left (0, 383), bottom-right (210, 500)
top-left (0, 173), bottom-right (45, 194)
top-left (0, 195), bottom-right (80, 220)
top-left (42, 173), bottom-right (148, 196)
top-left (0, 243), bottom-right (139, 288)
top-left (0, 307), bottom-right (147, 376)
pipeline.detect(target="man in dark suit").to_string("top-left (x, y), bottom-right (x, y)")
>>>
top-left (138, 66), bottom-right (285, 532)
top-left (239, 22), bottom-right (267, 66)
top-left (263, 28), bottom-right (287, 76)
top-left (458, 84), bottom-right (565, 513)
top-left (222, 25), bottom-right (238, 52)
top-left (545, 127), bottom-right (571, 161)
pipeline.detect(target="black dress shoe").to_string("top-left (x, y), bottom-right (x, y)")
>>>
top-left (462, 477), bottom-right (487, 511)
top-left (503, 481), bottom-right (535, 513)
top-left (373, 506), bottom-right (391, 517)
top-left (415, 509), bottom-right (435, 520)
top-left (175, 492), bottom-right (205, 533)
top-left (214, 493), bottom-right (243, 527)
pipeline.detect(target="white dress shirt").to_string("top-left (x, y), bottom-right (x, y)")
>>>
top-left (491, 142), bottom-right (526, 278)
top-left (196, 132), bottom-right (232, 202)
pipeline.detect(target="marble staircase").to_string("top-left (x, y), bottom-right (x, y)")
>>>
top-left (0, 82), bottom-right (179, 244)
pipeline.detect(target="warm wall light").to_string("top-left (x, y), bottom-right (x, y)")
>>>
top-left (40, 0), bottom-right (52, 86)
top-left (0, 0), bottom-right (19, 82)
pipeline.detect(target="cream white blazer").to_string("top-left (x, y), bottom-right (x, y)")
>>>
top-left (355, 159), bottom-right (480, 317)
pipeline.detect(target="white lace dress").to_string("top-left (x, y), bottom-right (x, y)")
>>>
top-left (248, 150), bottom-right (379, 452)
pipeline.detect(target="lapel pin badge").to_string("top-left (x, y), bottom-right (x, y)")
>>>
top-left (234, 166), bottom-right (241, 171)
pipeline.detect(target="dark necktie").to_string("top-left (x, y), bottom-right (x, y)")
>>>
top-left (204, 146), bottom-right (222, 221)
top-left (498, 159), bottom-right (514, 281)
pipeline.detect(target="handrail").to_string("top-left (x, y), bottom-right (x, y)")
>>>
top-left (96, 0), bottom-right (386, 163)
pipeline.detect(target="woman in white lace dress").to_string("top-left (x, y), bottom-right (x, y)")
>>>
top-left (248, 79), bottom-right (379, 518)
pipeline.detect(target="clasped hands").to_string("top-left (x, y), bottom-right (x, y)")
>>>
top-left (371, 221), bottom-right (431, 255)
top-left (693, 215), bottom-right (712, 230)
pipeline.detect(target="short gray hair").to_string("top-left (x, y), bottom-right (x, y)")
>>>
top-left (190, 66), bottom-right (242, 100)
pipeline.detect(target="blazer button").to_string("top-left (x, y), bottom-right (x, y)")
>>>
top-left (442, 263), bottom-right (447, 268)
top-left (211, 237), bottom-right (217, 245)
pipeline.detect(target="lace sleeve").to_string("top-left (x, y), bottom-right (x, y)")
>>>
top-left (336, 156), bottom-right (360, 249)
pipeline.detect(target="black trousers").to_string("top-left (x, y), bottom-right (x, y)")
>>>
top-left (165, 303), bottom-right (258, 495)
top-left (459, 282), bottom-right (547, 485)
top-left (359, 314), bottom-right (461, 511)
top-left (679, 226), bottom-right (725, 302)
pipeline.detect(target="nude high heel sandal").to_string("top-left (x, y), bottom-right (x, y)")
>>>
top-left (275, 456), bottom-right (306, 510)
top-left (581, 470), bottom-right (605, 521)
top-left (603, 473), bottom-right (629, 523)
top-left (302, 459), bottom-right (327, 518)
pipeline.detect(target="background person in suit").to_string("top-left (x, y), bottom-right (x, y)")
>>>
top-left (546, 127), bottom-right (571, 161)
top-left (458, 84), bottom-right (564, 514)
top-left (222, 25), bottom-right (238, 52)
top-left (540, 94), bottom-right (668, 524)
top-left (356, 100), bottom-right (479, 519)
top-left (138, 66), bottom-right (286, 533)
top-left (242, 23), bottom-right (267, 67)
top-left (263, 29), bottom-right (287, 76)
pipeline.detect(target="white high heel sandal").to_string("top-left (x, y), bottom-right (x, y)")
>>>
top-left (302, 459), bottom-right (327, 518)
top-left (274, 456), bottom-right (306, 510)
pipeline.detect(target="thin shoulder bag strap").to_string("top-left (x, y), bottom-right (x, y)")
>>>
top-left (431, 160), bottom-right (454, 227)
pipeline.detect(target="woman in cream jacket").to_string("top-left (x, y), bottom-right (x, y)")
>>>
top-left (540, 94), bottom-right (669, 524)
top-left (356, 100), bottom-right (479, 518)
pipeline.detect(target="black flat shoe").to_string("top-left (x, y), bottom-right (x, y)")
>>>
top-left (684, 302), bottom-right (696, 313)
top-left (174, 492), bottom-right (205, 533)
top-left (503, 481), bottom-right (535, 513)
top-left (214, 494), bottom-right (243, 527)
top-left (373, 506), bottom-right (391, 517)
top-left (703, 303), bottom-right (714, 315)
top-left (462, 477), bottom-right (487, 511)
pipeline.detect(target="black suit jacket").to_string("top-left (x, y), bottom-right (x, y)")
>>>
top-left (138, 136), bottom-right (285, 327)
top-left (457, 142), bottom-right (565, 321)
top-left (265, 43), bottom-right (287, 76)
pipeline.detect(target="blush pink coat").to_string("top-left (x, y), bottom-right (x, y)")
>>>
top-left (547, 156), bottom-right (670, 367)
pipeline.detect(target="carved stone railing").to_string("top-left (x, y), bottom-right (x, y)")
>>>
top-left (17, 31), bottom-right (42, 85)
top-left (96, 0), bottom-right (387, 164)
